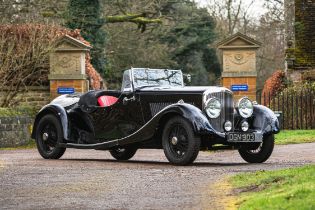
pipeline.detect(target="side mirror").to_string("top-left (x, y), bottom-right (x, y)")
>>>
top-left (184, 74), bottom-right (192, 84)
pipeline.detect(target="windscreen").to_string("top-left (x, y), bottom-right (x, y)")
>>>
top-left (133, 69), bottom-right (183, 88)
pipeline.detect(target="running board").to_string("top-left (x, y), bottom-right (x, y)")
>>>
top-left (59, 140), bottom-right (118, 150)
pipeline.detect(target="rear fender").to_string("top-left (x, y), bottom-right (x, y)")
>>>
top-left (31, 104), bottom-right (69, 140)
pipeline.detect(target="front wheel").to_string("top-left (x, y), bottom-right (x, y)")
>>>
top-left (238, 134), bottom-right (274, 163)
top-left (162, 116), bottom-right (201, 165)
top-left (35, 114), bottom-right (66, 159)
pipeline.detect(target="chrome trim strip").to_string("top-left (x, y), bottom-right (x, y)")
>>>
top-left (63, 102), bottom-right (191, 149)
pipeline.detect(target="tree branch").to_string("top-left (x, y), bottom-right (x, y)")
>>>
top-left (105, 13), bottom-right (162, 24)
top-left (105, 13), bottom-right (162, 32)
top-left (231, 0), bottom-right (242, 34)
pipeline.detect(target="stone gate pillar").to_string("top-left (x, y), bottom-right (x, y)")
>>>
top-left (49, 35), bottom-right (91, 99)
top-left (217, 32), bottom-right (261, 101)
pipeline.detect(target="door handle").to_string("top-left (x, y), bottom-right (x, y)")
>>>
top-left (123, 96), bottom-right (136, 105)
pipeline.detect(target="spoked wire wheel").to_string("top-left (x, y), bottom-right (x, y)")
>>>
top-left (35, 115), bottom-right (66, 159)
top-left (248, 143), bottom-right (263, 154)
top-left (238, 134), bottom-right (274, 163)
top-left (162, 116), bottom-right (200, 165)
top-left (38, 123), bottom-right (58, 154)
top-left (167, 123), bottom-right (189, 158)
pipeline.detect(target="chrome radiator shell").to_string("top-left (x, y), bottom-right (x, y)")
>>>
top-left (203, 89), bottom-right (234, 132)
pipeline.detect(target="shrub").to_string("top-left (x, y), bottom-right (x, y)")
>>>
top-left (262, 70), bottom-right (286, 100)
top-left (0, 24), bottom-right (103, 107)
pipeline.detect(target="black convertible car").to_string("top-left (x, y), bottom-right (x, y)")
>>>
top-left (32, 68), bottom-right (280, 165)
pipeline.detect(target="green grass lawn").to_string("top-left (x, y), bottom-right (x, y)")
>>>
top-left (0, 107), bottom-right (37, 117)
top-left (275, 130), bottom-right (315, 145)
top-left (230, 165), bottom-right (315, 210)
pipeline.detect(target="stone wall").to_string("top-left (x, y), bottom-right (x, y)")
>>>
top-left (0, 86), bottom-right (50, 108)
top-left (0, 116), bottom-right (33, 147)
top-left (294, 0), bottom-right (315, 69)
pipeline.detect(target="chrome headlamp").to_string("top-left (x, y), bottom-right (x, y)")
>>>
top-left (237, 97), bottom-right (254, 118)
top-left (241, 121), bottom-right (249, 131)
top-left (205, 98), bottom-right (221, 119)
top-left (224, 121), bottom-right (232, 131)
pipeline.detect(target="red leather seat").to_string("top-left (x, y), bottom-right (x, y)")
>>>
top-left (97, 96), bottom-right (118, 107)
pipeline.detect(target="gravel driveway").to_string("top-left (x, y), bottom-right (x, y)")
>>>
top-left (0, 143), bottom-right (314, 210)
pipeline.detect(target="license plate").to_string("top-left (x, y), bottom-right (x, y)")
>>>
top-left (227, 133), bottom-right (256, 142)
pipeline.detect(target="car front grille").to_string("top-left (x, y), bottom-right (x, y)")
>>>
top-left (149, 101), bottom-right (195, 117)
top-left (205, 91), bottom-right (234, 132)
top-left (149, 102), bottom-right (174, 117)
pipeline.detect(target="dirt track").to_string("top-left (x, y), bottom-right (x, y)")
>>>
top-left (0, 143), bottom-right (314, 210)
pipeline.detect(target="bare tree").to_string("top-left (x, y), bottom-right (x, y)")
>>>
top-left (0, 25), bottom-right (58, 107)
top-left (201, 0), bottom-right (286, 91)
top-left (254, 0), bottom-right (285, 91)
top-left (0, 0), bottom-right (68, 23)
top-left (204, 0), bottom-right (254, 36)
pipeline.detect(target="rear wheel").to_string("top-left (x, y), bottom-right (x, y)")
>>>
top-left (110, 147), bottom-right (137, 160)
top-left (238, 134), bottom-right (274, 163)
top-left (35, 114), bottom-right (66, 159)
top-left (162, 116), bottom-right (200, 165)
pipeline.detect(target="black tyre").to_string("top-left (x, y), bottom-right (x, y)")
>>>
top-left (238, 134), bottom-right (274, 163)
top-left (110, 147), bottom-right (138, 160)
top-left (162, 116), bottom-right (201, 165)
top-left (35, 114), bottom-right (66, 159)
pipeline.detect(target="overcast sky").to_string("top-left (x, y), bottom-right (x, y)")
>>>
top-left (195, 0), bottom-right (269, 18)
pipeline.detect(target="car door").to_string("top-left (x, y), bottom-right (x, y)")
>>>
top-left (88, 92), bottom-right (144, 142)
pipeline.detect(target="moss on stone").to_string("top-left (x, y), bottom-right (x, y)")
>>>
top-left (293, 0), bottom-right (315, 68)
top-left (0, 107), bottom-right (37, 117)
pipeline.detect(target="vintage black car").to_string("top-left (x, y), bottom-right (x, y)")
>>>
top-left (32, 68), bottom-right (280, 165)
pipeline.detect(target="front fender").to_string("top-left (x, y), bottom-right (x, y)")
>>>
top-left (118, 102), bottom-right (221, 146)
top-left (160, 103), bottom-right (222, 136)
top-left (31, 104), bottom-right (69, 140)
top-left (253, 105), bottom-right (280, 135)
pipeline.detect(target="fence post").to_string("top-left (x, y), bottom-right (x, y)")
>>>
top-left (277, 92), bottom-right (280, 113)
top-left (281, 92), bottom-right (286, 129)
top-left (300, 89), bottom-right (303, 129)
top-left (272, 92), bottom-right (275, 110)
top-left (306, 88), bottom-right (308, 129)
top-left (286, 91), bottom-right (290, 129)
top-left (292, 92), bottom-right (294, 129)
top-left (312, 89), bottom-right (314, 129)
